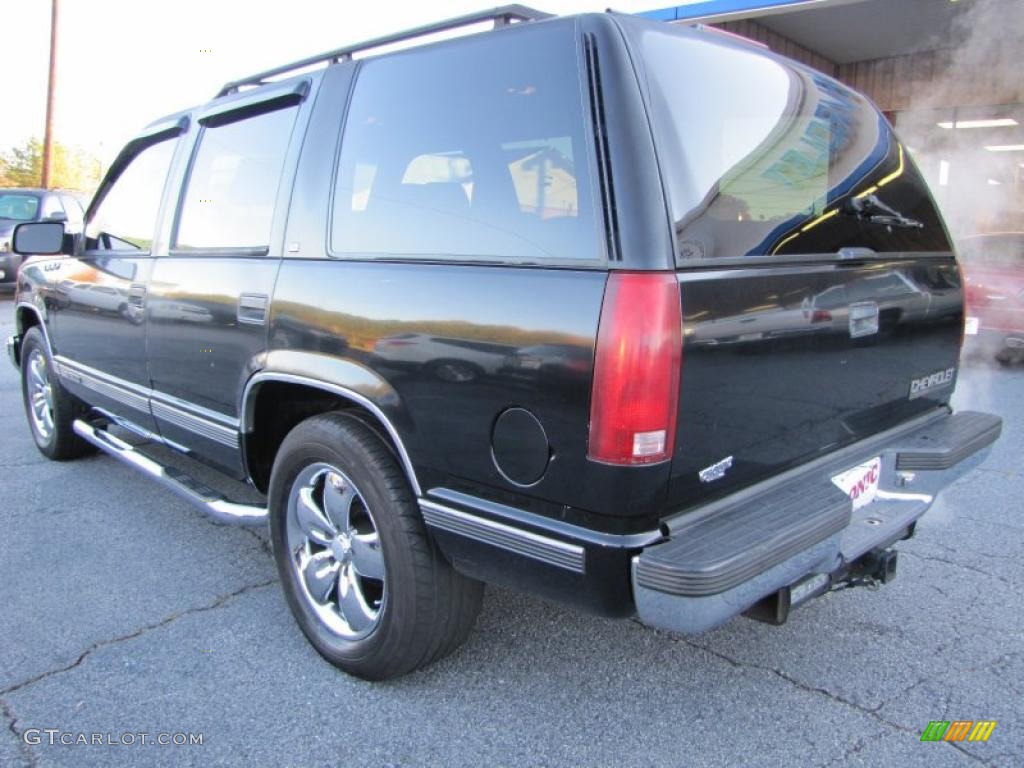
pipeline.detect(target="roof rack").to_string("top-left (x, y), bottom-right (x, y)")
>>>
top-left (216, 5), bottom-right (553, 97)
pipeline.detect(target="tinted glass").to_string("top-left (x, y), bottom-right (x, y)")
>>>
top-left (634, 24), bottom-right (951, 260)
top-left (176, 106), bottom-right (297, 250)
top-left (0, 194), bottom-right (40, 222)
top-left (331, 23), bottom-right (599, 262)
top-left (86, 139), bottom-right (176, 251)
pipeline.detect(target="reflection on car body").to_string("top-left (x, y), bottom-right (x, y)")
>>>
top-left (373, 332), bottom-right (514, 381)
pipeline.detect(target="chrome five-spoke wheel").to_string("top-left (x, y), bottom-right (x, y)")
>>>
top-left (270, 412), bottom-right (483, 678)
top-left (26, 347), bottom-right (55, 441)
top-left (285, 463), bottom-right (386, 639)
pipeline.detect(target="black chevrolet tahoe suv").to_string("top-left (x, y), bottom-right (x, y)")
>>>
top-left (7, 7), bottom-right (1002, 680)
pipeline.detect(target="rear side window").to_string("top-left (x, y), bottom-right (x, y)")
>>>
top-left (86, 138), bottom-right (176, 251)
top-left (176, 106), bottom-right (297, 250)
top-left (331, 23), bottom-right (599, 263)
top-left (634, 25), bottom-right (951, 260)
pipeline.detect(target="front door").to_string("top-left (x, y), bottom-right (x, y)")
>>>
top-left (53, 127), bottom-right (183, 434)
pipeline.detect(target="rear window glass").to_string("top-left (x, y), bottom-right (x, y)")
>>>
top-left (330, 23), bottom-right (599, 263)
top-left (634, 25), bottom-right (951, 260)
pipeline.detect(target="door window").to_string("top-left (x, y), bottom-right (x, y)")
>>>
top-left (86, 139), bottom-right (177, 251)
top-left (175, 106), bottom-right (297, 250)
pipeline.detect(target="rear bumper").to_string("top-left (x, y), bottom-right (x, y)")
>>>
top-left (632, 410), bottom-right (1001, 634)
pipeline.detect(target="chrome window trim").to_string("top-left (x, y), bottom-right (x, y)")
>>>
top-left (239, 371), bottom-right (423, 497)
top-left (419, 499), bottom-right (586, 573)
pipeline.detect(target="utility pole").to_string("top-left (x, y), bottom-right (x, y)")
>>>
top-left (41, 0), bottom-right (59, 188)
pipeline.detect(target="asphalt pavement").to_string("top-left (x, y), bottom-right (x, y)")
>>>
top-left (1, 295), bottom-right (1021, 768)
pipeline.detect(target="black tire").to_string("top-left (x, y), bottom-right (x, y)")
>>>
top-left (268, 411), bottom-right (483, 680)
top-left (20, 326), bottom-right (95, 461)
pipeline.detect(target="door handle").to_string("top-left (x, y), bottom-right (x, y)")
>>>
top-left (237, 293), bottom-right (269, 326)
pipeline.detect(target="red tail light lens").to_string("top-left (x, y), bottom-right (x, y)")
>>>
top-left (810, 309), bottom-right (833, 324)
top-left (588, 272), bottom-right (683, 465)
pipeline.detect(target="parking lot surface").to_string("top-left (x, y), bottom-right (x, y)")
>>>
top-left (1, 295), bottom-right (1021, 768)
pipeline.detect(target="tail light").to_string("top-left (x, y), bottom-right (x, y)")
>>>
top-left (588, 272), bottom-right (683, 465)
top-left (956, 258), bottom-right (967, 352)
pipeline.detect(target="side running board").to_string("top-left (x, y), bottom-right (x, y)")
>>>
top-left (73, 419), bottom-right (268, 526)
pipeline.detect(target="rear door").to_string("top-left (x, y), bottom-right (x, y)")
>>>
top-left (145, 81), bottom-right (310, 473)
top-left (625, 22), bottom-right (963, 509)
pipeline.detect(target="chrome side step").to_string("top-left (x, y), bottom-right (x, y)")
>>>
top-left (73, 419), bottom-right (268, 526)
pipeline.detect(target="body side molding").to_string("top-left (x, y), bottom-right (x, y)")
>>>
top-left (55, 355), bottom-right (240, 447)
top-left (420, 498), bottom-right (586, 573)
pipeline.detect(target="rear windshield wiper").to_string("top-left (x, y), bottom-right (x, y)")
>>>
top-left (841, 194), bottom-right (923, 229)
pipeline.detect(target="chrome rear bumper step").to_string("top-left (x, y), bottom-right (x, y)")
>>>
top-left (73, 419), bottom-right (268, 526)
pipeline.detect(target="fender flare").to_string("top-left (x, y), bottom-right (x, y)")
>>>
top-left (15, 301), bottom-right (56, 360)
top-left (239, 352), bottom-right (422, 497)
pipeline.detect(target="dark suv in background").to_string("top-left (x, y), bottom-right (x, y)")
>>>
top-left (0, 188), bottom-right (85, 289)
top-left (6, 7), bottom-right (1001, 679)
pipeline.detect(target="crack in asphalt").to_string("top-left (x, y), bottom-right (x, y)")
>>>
top-left (0, 698), bottom-right (38, 768)
top-left (877, 648), bottom-right (1023, 738)
top-left (900, 550), bottom-right (1012, 588)
top-left (0, 578), bottom-right (278, 699)
top-left (629, 620), bottom-right (995, 767)
top-left (921, 540), bottom-right (1019, 566)
top-left (243, 526), bottom-right (274, 558)
top-left (817, 734), bottom-right (869, 768)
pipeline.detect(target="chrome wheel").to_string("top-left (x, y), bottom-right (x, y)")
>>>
top-left (26, 348), bottom-right (55, 441)
top-left (285, 463), bottom-right (386, 639)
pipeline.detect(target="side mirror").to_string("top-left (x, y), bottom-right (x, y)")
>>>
top-left (45, 211), bottom-right (68, 223)
top-left (13, 221), bottom-right (67, 256)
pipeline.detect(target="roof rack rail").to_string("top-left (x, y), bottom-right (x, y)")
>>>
top-left (216, 5), bottom-right (553, 97)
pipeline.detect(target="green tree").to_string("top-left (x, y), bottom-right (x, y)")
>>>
top-left (0, 137), bottom-right (102, 192)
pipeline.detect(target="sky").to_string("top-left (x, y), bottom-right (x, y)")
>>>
top-left (3, 0), bottom-right (687, 167)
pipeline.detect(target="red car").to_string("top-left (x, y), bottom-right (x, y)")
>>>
top-left (961, 232), bottom-right (1024, 364)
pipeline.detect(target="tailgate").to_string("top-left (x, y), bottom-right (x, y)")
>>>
top-left (622, 21), bottom-right (965, 510)
top-left (668, 257), bottom-right (963, 508)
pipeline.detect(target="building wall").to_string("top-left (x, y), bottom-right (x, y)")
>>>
top-left (838, 50), bottom-right (1023, 112)
top-left (715, 17), bottom-right (1022, 113)
top-left (715, 19), bottom-right (836, 74)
